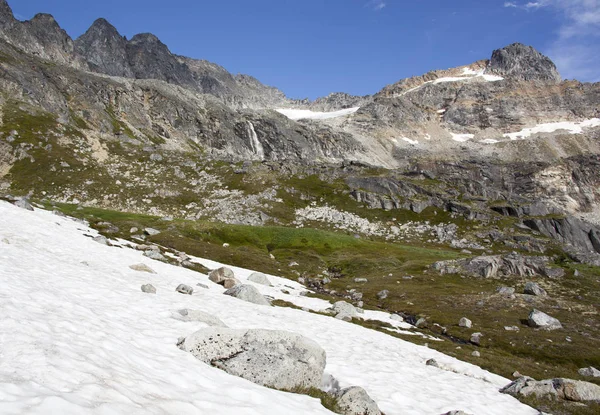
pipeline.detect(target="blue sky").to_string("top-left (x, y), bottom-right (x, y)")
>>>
top-left (9, 0), bottom-right (600, 99)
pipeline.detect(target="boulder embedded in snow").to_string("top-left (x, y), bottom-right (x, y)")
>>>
top-left (578, 367), bottom-right (600, 378)
top-left (330, 301), bottom-right (359, 318)
top-left (247, 272), bottom-right (272, 286)
top-left (144, 250), bottom-right (166, 261)
top-left (141, 284), bottom-right (156, 294)
top-left (224, 284), bottom-right (271, 306)
top-left (441, 411), bottom-right (472, 415)
top-left (129, 263), bottom-right (156, 274)
top-left (13, 198), bottom-right (33, 211)
top-left (175, 309), bottom-right (227, 327)
top-left (176, 284), bottom-right (193, 295)
top-left (222, 278), bottom-right (241, 289)
top-left (178, 327), bottom-right (326, 390)
top-left (528, 309), bottom-right (562, 330)
top-left (209, 267), bottom-right (235, 285)
top-left (92, 235), bottom-right (109, 245)
top-left (501, 376), bottom-right (600, 402)
top-left (336, 386), bottom-right (382, 415)
top-left (335, 312), bottom-right (353, 322)
top-left (524, 282), bottom-right (547, 297)
top-left (426, 359), bottom-right (441, 368)
top-left (459, 317), bottom-right (472, 328)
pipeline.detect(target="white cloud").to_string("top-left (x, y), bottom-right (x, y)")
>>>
top-left (365, 0), bottom-right (387, 11)
top-left (506, 0), bottom-right (600, 81)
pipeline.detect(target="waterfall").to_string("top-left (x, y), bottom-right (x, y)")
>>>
top-left (247, 121), bottom-right (264, 159)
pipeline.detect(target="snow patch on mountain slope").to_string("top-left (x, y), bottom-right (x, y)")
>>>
top-left (503, 118), bottom-right (600, 140)
top-left (276, 107), bottom-right (360, 121)
top-left (0, 202), bottom-right (537, 415)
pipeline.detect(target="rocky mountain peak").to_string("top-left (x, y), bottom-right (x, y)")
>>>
top-left (126, 32), bottom-right (197, 89)
top-left (75, 18), bottom-right (133, 77)
top-left (486, 42), bottom-right (561, 82)
top-left (0, 0), bottom-right (15, 28)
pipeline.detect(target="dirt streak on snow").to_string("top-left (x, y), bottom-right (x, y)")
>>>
top-left (0, 202), bottom-right (537, 415)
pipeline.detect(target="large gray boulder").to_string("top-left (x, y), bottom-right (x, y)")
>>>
top-left (179, 327), bottom-right (326, 390)
top-left (501, 376), bottom-right (600, 402)
top-left (247, 272), bottom-right (272, 286)
top-left (336, 386), bottom-right (382, 415)
top-left (528, 309), bottom-right (562, 330)
top-left (224, 284), bottom-right (271, 306)
top-left (175, 309), bottom-right (227, 327)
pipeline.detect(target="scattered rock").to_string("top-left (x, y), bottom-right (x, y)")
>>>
top-left (179, 327), bottom-right (326, 390)
top-left (524, 281), bottom-right (547, 297)
top-left (497, 286), bottom-right (515, 296)
top-left (222, 243), bottom-right (230, 248)
top-left (129, 263), bottom-right (156, 274)
top-left (224, 284), bottom-right (271, 306)
top-left (143, 250), bottom-right (166, 261)
top-left (335, 313), bottom-right (353, 322)
top-left (528, 309), bottom-right (562, 330)
top-left (196, 283), bottom-right (209, 289)
top-left (472, 351), bottom-right (481, 357)
top-left (470, 332), bottom-right (483, 346)
top-left (175, 309), bottom-right (227, 327)
top-left (176, 284), bottom-right (193, 295)
top-left (354, 277), bottom-right (368, 283)
top-left (415, 317), bottom-right (428, 328)
top-left (130, 227), bottom-right (139, 234)
top-left (141, 284), bottom-right (156, 294)
top-left (336, 386), bottom-right (382, 415)
top-left (501, 376), bottom-right (600, 402)
top-left (209, 267), bottom-right (235, 284)
top-left (578, 367), bottom-right (600, 378)
top-left (222, 278), bottom-right (241, 289)
top-left (459, 317), bottom-right (472, 328)
top-left (144, 227), bottom-right (161, 236)
top-left (92, 235), bottom-right (109, 245)
top-left (13, 198), bottom-right (33, 211)
top-left (247, 272), bottom-right (272, 286)
top-left (377, 290), bottom-right (389, 300)
top-left (504, 326), bottom-right (520, 331)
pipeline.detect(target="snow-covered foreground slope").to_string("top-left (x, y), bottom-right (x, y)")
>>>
top-left (0, 202), bottom-right (538, 415)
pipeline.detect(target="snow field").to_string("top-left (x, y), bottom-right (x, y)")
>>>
top-left (275, 107), bottom-right (360, 121)
top-left (0, 202), bottom-right (538, 414)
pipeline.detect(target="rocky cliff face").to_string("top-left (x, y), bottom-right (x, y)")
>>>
top-left (0, 0), bottom-right (600, 265)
